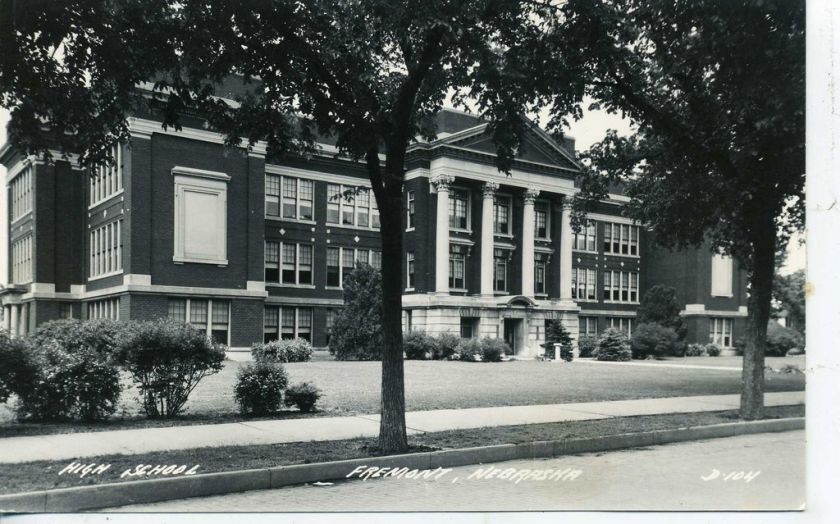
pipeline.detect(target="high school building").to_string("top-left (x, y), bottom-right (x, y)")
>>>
top-left (0, 106), bottom-right (747, 357)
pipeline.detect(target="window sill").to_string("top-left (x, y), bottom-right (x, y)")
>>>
top-left (574, 298), bottom-right (599, 303)
top-left (10, 211), bottom-right (33, 226)
top-left (405, 287), bottom-right (416, 292)
top-left (494, 232), bottom-right (514, 239)
top-left (325, 286), bottom-right (343, 291)
top-left (711, 294), bottom-right (735, 298)
top-left (325, 223), bottom-right (381, 232)
top-left (535, 238), bottom-right (552, 243)
top-left (449, 228), bottom-right (473, 235)
top-left (602, 252), bottom-right (640, 259)
top-left (406, 227), bottom-right (415, 232)
top-left (449, 288), bottom-right (469, 293)
top-left (173, 256), bottom-right (229, 267)
top-left (603, 301), bottom-right (640, 305)
top-left (265, 216), bottom-right (317, 225)
top-left (572, 249), bottom-right (598, 254)
top-left (88, 189), bottom-right (125, 210)
top-left (266, 283), bottom-right (316, 289)
top-left (88, 271), bottom-right (124, 282)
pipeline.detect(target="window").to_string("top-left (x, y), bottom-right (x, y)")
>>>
top-left (603, 223), bottom-right (639, 256)
top-left (534, 202), bottom-right (549, 238)
top-left (266, 174), bottom-right (314, 221)
top-left (406, 190), bottom-right (416, 229)
top-left (711, 253), bottom-right (733, 297)
top-left (264, 306), bottom-right (313, 342)
top-left (265, 241), bottom-right (280, 281)
top-left (404, 310), bottom-right (413, 332)
top-left (168, 298), bottom-right (230, 345)
top-left (448, 188), bottom-right (469, 230)
top-left (88, 298), bottom-right (120, 320)
top-left (535, 253), bottom-right (549, 295)
top-left (173, 167), bottom-right (229, 265)
top-left (11, 235), bottom-right (33, 284)
top-left (493, 196), bottom-right (511, 234)
top-left (89, 220), bottom-right (123, 279)
top-left (460, 318), bottom-right (478, 339)
top-left (407, 251), bottom-right (415, 289)
top-left (449, 244), bottom-right (467, 289)
top-left (494, 248), bottom-right (509, 292)
top-left (265, 242), bottom-right (314, 285)
top-left (326, 308), bottom-right (338, 345)
top-left (710, 318), bottom-right (734, 347)
top-left (326, 183), bottom-right (379, 228)
top-left (59, 303), bottom-right (74, 319)
top-left (89, 144), bottom-right (124, 206)
top-left (10, 165), bottom-right (33, 220)
top-left (603, 270), bottom-right (639, 303)
top-left (326, 247), bottom-right (382, 287)
top-left (572, 268), bottom-right (597, 301)
top-left (608, 317), bottom-right (634, 336)
top-left (579, 316), bottom-right (598, 337)
top-left (282, 243), bottom-right (296, 284)
top-left (574, 221), bottom-right (597, 252)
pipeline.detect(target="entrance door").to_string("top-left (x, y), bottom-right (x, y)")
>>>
top-left (503, 318), bottom-right (519, 355)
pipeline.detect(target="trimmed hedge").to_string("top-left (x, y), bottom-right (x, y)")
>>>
top-left (630, 322), bottom-right (679, 359)
top-left (404, 331), bottom-right (436, 360)
top-left (252, 338), bottom-right (313, 363)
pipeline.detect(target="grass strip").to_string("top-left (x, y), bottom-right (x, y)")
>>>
top-left (0, 404), bottom-right (804, 496)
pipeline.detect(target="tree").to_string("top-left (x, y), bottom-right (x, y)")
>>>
top-left (329, 262), bottom-right (384, 361)
top-left (0, 1), bottom-right (574, 451)
top-left (636, 285), bottom-right (686, 341)
top-left (772, 269), bottom-right (805, 335)
top-left (538, 0), bottom-right (804, 419)
top-left (544, 319), bottom-right (573, 361)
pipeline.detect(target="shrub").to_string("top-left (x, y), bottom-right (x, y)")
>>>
top-left (329, 263), bottom-right (383, 360)
top-left (544, 320), bottom-right (574, 361)
top-left (577, 335), bottom-right (598, 358)
top-left (630, 323), bottom-right (679, 359)
top-left (234, 362), bottom-right (288, 416)
top-left (116, 319), bottom-right (226, 418)
top-left (595, 328), bottom-right (632, 362)
top-left (30, 319), bottom-right (123, 357)
top-left (734, 321), bottom-right (805, 357)
top-left (252, 338), bottom-right (313, 363)
top-left (704, 343), bottom-right (722, 357)
top-left (284, 382), bottom-right (322, 413)
top-left (434, 332), bottom-right (462, 360)
top-left (479, 337), bottom-right (509, 362)
top-left (685, 343), bottom-right (706, 357)
top-left (0, 332), bottom-right (39, 405)
top-left (403, 331), bottom-right (436, 360)
top-left (637, 285), bottom-right (687, 340)
top-left (456, 338), bottom-right (482, 362)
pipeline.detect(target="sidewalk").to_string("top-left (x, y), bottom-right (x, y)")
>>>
top-left (0, 391), bottom-right (804, 464)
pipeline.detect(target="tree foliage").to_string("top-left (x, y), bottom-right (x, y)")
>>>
top-left (544, 319), bottom-right (573, 361)
top-left (329, 262), bottom-right (384, 361)
top-left (772, 269), bottom-right (805, 334)
top-left (636, 285), bottom-right (686, 341)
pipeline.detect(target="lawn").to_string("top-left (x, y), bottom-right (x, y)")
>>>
top-left (0, 356), bottom-right (805, 437)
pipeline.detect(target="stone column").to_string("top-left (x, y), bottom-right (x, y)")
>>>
top-left (560, 200), bottom-right (574, 300)
top-left (3, 306), bottom-right (10, 333)
top-left (432, 174), bottom-right (455, 294)
top-left (480, 182), bottom-right (499, 296)
top-left (521, 188), bottom-right (540, 297)
top-left (9, 304), bottom-right (18, 338)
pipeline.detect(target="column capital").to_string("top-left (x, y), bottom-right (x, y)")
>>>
top-left (481, 181), bottom-right (499, 197)
top-left (523, 188), bottom-right (540, 204)
top-left (431, 174), bottom-right (455, 192)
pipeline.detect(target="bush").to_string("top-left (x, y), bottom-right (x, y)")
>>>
top-left (284, 382), bottom-right (322, 412)
top-left (479, 337), bottom-right (509, 362)
top-left (637, 285), bottom-right (687, 340)
top-left (455, 338), bottom-right (482, 362)
top-left (685, 343), bottom-right (706, 357)
top-left (595, 329), bottom-right (632, 362)
top-left (544, 320), bottom-right (573, 361)
top-left (403, 331), bottom-right (436, 360)
top-left (734, 321), bottom-right (805, 357)
top-left (30, 319), bottom-right (123, 357)
top-left (329, 263), bottom-right (384, 360)
top-left (252, 338), bottom-right (313, 363)
top-left (704, 343), bottom-right (722, 357)
top-left (577, 335), bottom-right (598, 358)
top-left (234, 362), bottom-right (288, 416)
top-left (630, 323), bottom-right (679, 359)
top-left (434, 332), bottom-right (462, 360)
top-left (0, 332), bottom-right (39, 405)
top-left (116, 319), bottom-right (226, 418)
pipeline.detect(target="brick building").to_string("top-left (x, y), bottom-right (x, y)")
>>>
top-left (0, 107), bottom-right (747, 357)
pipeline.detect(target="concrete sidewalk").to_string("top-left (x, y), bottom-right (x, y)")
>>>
top-left (0, 391), bottom-right (804, 464)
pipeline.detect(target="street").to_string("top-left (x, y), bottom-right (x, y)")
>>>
top-left (109, 430), bottom-right (805, 512)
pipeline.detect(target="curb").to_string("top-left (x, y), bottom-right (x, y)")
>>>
top-left (0, 417), bottom-right (804, 513)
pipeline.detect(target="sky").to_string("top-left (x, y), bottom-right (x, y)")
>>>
top-left (0, 101), bottom-right (805, 286)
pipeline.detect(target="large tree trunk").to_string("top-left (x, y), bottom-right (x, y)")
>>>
top-left (740, 217), bottom-right (777, 420)
top-left (375, 172), bottom-right (408, 453)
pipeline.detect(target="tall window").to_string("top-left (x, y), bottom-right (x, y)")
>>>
top-left (89, 220), bottom-right (123, 278)
top-left (326, 308), bottom-right (337, 345)
top-left (608, 317), bottom-right (634, 336)
top-left (574, 221), bottom-right (597, 252)
top-left (264, 306), bottom-right (313, 342)
top-left (89, 144), bottom-right (123, 206)
top-left (449, 244), bottom-right (467, 289)
top-left (88, 298), bottom-right (120, 320)
top-left (449, 188), bottom-right (469, 229)
top-left (711, 253), bottom-right (733, 297)
top-left (534, 202), bottom-right (549, 238)
top-left (265, 242), bottom-right (314, 285)
top-left (168, 298), bottom-right (231, 345)
top-left (494, 196), bottom-right (511, 234)
top-left (494, 248), bottom-right (509, 292)
top-left (710, 318), bottom-right (734, 347)
top-left (603, 270), bottom-right (639, 303)
top-left (460, 318), bottom-right (478, 339)
top-left (266, 174), bottom-right (313, 221)
top-left (407, 251), bottom-right (415, 289)
top-left (534, 253), bottom-right (549, 295)
top-left (326, 183), bottom-right (379, 228)
top-left (10, 165), bottom-right (33, 220)
top-left (406, 190), bottom-right (416, 229)
top-left (11, 235), bottom-right (33, 284)
top-left (579, 316), bottom-right (598, 337)
top-left (603, 223), bottom-right (639, 256)
top-left (572, 268), bottom-right (597, 300)
top-left (326, 247), bottom-right (382, 287)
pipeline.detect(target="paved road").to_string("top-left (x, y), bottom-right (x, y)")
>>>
top-left (110, 430), bottom-right (805, 512)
